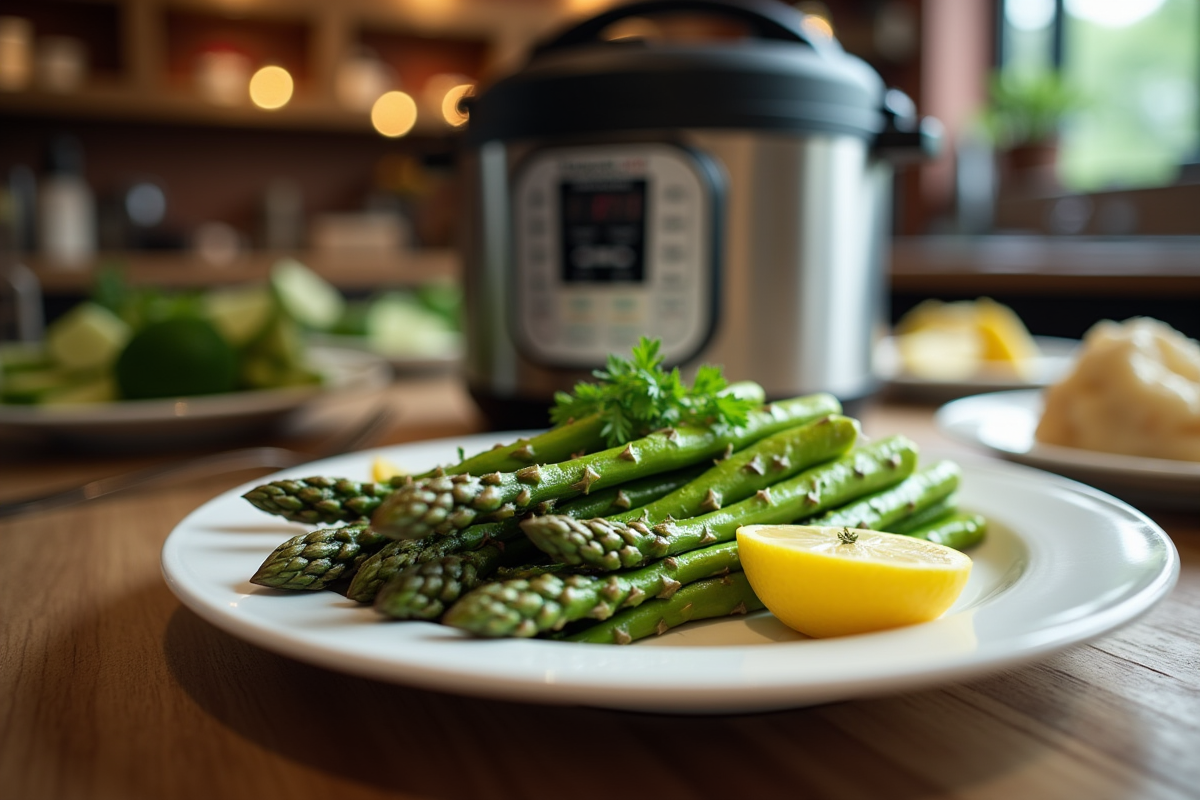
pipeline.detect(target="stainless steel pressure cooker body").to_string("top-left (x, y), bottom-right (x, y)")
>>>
top-left (460, 0), bottom-right (937, 428)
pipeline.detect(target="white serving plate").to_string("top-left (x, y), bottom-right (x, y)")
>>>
top-left (876, 336), bottom-right (1078, 401)
top-left (937, 389), bottom-right (1200, 509)
top-left (161, 432), bottom-right (1178, 714)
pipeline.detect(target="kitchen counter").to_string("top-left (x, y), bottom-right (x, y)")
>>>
top-left (2, 377), bottom-right (1196, 800)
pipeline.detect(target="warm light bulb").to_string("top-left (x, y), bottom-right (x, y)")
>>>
top-left (801, 14), bottom-right (834, 39)
top-left (249, 65), bottom-right (293, 110)
top-left (441, 83), bottom-right (473, 126)
top-left (371, 90), bottom-right (418, 137)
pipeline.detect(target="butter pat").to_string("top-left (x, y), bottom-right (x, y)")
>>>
top-left (1035, 318), bottom-right (1200, 461)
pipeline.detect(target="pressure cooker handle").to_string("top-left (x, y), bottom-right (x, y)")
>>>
top-left (873, 88), bottom-right (944, 163)
top-left (534, 0), bottom-right (833, 57)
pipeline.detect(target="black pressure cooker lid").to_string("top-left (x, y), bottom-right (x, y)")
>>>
top-left (466, 0), bottom-right (888, 144)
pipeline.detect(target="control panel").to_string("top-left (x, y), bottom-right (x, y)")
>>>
top-left (511, 143), bottom-right (720, 367)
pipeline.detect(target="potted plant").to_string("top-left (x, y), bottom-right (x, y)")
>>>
top-left (982, 71), bottom-right (1084, 190)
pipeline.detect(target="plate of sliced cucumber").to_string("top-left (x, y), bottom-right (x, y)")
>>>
top-left (0, 344), bottom-right (389, 448)
top-left (0, 260), bottom-right (390, 448)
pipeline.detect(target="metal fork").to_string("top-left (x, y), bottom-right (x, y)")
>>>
top-left (0, 405), bottom-right (394, 519)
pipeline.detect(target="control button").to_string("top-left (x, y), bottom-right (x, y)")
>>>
top-left (565, 295), bottom-right (598, 323)
top-left (529, 218), bottom-right (546, 236)
top-left (564, 324), bottom-right (597, 348)
top-left (663, 215), bottom-right (686, 231)
top-left (665, 184), bottom-right (687, 202)
top-left (660, 272), bottom-right (687, 290)
top-left (609, 295), bottom-right (644, 324)
top-left (661, 244), bottom-right (686, 264)
top-left (529, 190), bottom-right (545, 209)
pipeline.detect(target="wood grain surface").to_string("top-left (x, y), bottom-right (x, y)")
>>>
top-left (2, 378), bottom-right (1196, 800)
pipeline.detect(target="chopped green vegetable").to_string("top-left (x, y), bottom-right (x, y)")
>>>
top-left (270, 258), bottom-right (344, 331)
top-left (45, 302), bottom-right (132, 372)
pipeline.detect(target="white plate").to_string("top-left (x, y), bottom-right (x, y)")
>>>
top-left (0, 345), bottom-right (390, 449)
top-left (876, 336), bottom-right (1078, 401)
top-left (937, 390), bottom-right (1200, 509)
top-left (160, 433), bottom-right (1178, 714)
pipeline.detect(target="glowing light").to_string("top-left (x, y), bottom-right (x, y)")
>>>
top-left (567, 0), bottom-right (615, 13)
top-left (441, 83), bottom-right (473, 126)
top-left (1065, 0), bottom-right (1166, 28)
top-left (249, 65), bottom-right (293, 110)
top-left (801, 14), bottom-right (834, 39)
top-left (371, 90), bottom-right (418, 137)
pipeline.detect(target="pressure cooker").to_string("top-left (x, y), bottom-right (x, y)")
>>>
top-left (459, 0), bottom-right (938, 428)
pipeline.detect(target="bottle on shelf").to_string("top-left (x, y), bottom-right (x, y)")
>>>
top-left (38, 134), bottom-right (96, 269)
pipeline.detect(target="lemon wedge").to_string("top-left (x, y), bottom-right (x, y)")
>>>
top-left (371, 456), bottom-right (408, 483)
top-left (736, 525), bottom-right (972, 638)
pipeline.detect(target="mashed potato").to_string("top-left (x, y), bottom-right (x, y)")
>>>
top-left (1035, 318), bottom-right (1200, 461)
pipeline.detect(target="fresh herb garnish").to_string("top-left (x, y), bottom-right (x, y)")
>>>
top-left (838, 527), bottom-right (859, 545)
top-left (549, 337), bottom-right (758, 447)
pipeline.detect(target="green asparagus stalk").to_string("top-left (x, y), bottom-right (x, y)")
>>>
top-left (886, 496), bottom-right (957, 535)
top-left (374, 537), bottom-right (541, 620)
top-left (521, 435), bottom-right (919, 571)
top-left (433, 381), bottom-right (763, 475)
top-left (809, 461), bottom-right (960, 532)
top-left (564, 571), bottom-right (764, 645)
top-left (243, 476), bottom-right (408, 526)
top-left (602, 415), bottom-right (858, 527)
top-left (443, 541), bottom-right (743, 638)
top-left (371, 393), bottom-right (843, 540)
top-left (345, 465), bottom-right (707, 603)
top-left (241, 418), bottom-right (608, 526)
top-left (443, 413), bottom-right (607, 477)
top-left (906, 511), bottom-right (987, 550)
top-left (249, 522), bottom-right (388, 590)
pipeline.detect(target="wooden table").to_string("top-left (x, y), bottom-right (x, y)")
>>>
top-left (2, 378), bottom-right (1196, 800)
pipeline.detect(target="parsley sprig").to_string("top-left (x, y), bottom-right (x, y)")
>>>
top-left (549, 337), bottom-right (759, 447)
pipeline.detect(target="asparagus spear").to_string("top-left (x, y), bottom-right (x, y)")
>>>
top-left (521, 435), bottom-right (919, 571)
top-left (886, 496), bottom-right (957, 536)
top-left (345, 465), bottom-right (707, 603)
top-left (602, 414), bottom-right (858, 526)
top-left (241, 418), bottom-right (609, 526)
top-left (249, 522), bottom-right (387, 590)
top-left (564, 572), bottom-right (764, 645)
top-left (809, 461), bottom-right (960, 532)
top-left (906, 511), bottom-right (987, 550)
top-left (244, 476), bottom-right (407, 526)
top-left (445, 412), bottom-right (607, 477)
top-left (443, 541), bottom-right (743, 638)
top-left (371, 393), bottom-right (843, 540)
top-left (374, 537), bottom-right (542, 620)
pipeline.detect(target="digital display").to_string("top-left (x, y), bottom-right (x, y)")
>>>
top-left (559, 179), bottom-right (647, 284)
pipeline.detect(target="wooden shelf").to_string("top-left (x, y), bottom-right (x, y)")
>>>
top-left (891, 236), bottom-right (1200, 296)
top-left (28, 248), bottom-right (460, 293)
top-left (0, 0), bottom-right (582, 135)
top-left (2, 85), bottom-right (382, 134)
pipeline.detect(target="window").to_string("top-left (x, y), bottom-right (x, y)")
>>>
top-left (1000, 0), bottom-right (1199, 191)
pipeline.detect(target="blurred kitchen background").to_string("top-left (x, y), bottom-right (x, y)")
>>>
top-left (0, 0), bottom-right (1197, 352)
